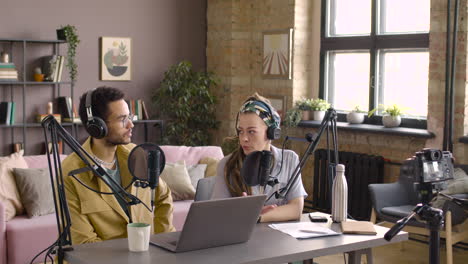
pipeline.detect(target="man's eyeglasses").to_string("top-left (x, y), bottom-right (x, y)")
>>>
top-left (115, 114), bottom-right (134, 128)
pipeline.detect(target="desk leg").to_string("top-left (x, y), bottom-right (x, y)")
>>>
top-left (347, 248), bottom-right (373, 264)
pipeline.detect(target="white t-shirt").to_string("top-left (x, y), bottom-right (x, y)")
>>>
top-left (211, 145), bottom-right (307, 205)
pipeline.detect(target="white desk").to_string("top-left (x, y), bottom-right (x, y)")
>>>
top-left (64, 216), bottom-right (407, 264)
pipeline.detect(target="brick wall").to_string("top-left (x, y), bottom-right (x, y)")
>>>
top-left (207, 0), bottom-right (468, 197)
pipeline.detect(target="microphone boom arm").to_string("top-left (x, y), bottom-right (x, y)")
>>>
top-left (269, 108), bottom-right (339, 202)
top-left (41, 115), bottom-right (143, 263)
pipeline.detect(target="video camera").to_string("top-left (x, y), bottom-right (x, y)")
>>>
top-left (400, 149), bottom-right (454, 203)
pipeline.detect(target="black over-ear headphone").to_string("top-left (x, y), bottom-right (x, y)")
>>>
top-left (236, 100), bottom-right (281, 140)
top-left (85, 89), bottom-right (108, 139)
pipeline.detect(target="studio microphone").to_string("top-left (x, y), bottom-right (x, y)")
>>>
top-left (148, 150), bottom-right (160, 189)
top-left (241, 150), bottom-right (273, 190)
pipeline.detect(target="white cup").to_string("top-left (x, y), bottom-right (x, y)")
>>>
top-left (127, 223), bottom-right (151, 252)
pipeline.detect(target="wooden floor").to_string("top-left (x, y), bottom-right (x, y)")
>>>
top-left (313, 235), bottom-right (468, 264)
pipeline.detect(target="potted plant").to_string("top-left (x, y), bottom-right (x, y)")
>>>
top-left (310, 98), bottom-right (330, 121)
top-left (57, 25), bottom-right (80, 83)
top-left (284, 107), bottom-right (303, 127)
top-left (346, 105), bottom-right (367, 124)
top-left (295, 98), bottom-right (313, 120)
top-left (152, 61), bottom-right (219, 146)
top-left (369, 104), bottom-right (403, 128)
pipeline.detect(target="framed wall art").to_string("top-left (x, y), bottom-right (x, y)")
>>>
top-left (262, 28), bottom-right (293, 79)
top-left (100, 37), bottom-right (132, 81)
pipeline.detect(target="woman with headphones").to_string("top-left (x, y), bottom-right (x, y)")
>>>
top-left (211, 93), bottom-right (307, 223)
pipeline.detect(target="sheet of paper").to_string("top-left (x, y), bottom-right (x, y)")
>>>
top-left (269, 222), bottom-right (341, 239)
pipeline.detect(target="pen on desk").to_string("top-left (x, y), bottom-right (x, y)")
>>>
top-left (299, 230), bottom-right (329, 234)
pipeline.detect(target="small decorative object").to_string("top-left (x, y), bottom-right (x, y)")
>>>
top-left (262, 28), bottom-right (293, 79)
top-left (346, 106), bottom-right (366, 124)
top-left (1, 52), bottom-right (9, 63)
top-left (331, 164), bottom-right (348, 223)
top-left (310, 98), bottom-right (330, 121)
top-left (47, 102), bottom-right (53, 115)
top-left (100, 37), bottom-right (131, 81)
top-left (33, 67), bottom-right (44, 82)
top-left (57, 25), bottom-right (80, 83)
top-left (369, 104), bottom-right (403, 128)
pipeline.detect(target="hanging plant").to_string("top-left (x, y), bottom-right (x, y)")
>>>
top-left (57, 25), bottom-right (80, 83)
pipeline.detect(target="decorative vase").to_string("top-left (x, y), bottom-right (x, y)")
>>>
top-left (313, 110), bottom-right (326, 121)
top-left (301, 110), bottom-right (312, 120)
top-left (34, 73), bottom-right (45, 82)
top-left (382, 115), bottom-right (401, 128)
top-left (346, 112), bottom-right (365, 124)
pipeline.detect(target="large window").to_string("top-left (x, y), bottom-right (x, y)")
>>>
top-left (321, 0), bottom-right (430, 122)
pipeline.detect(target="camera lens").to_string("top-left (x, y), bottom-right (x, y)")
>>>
top-left (430, 150), bottom-right (442, 161)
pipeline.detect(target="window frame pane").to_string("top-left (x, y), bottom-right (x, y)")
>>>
top-left (320, 0), bottom-right (429, 129)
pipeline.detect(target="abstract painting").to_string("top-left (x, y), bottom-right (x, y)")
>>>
top-left (100, 37), bottom-right (132, 81)
top-left (262, 29), bottom-right (293, 79)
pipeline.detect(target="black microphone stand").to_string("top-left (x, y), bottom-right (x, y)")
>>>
top-left (267, 108), bottom-right (339, 203)
top-left (41, 115), bottom-right (144, 264)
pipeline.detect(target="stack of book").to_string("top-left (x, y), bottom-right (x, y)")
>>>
top-left (57, 96), bottom-right (80, 123)
top-left (42, 55), bottom-right (65, 82)
top-left (0, 101), bottom-right (16, 125)
top-left (0, 62), bottom-right (18, 81)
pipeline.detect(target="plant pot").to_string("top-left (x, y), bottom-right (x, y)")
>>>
top-left (301, 110), bottom-right (312, 120)
top-left (382, 115), bottom-right (401, 128)
top-left (313, 110), bottom-right (326, 121)
top-left (56, 29), bottom-right (66, 40)
top-left (346, 112), bottom-right (365, 124)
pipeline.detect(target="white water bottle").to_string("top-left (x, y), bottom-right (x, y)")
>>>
top-left (331, 164), bottom-right (348, 222)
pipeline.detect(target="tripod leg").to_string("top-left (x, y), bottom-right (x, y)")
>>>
top-left (446, 211), bottom-right (453, 264)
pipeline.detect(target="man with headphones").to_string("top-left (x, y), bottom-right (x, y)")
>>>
top-left (61, 86), bottom-right (175, 245)
top-left (211, 93), bottom-right (307, 223)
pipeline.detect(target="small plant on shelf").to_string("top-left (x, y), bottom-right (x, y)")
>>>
top-left (57, 24), bottom-right (80, 83)
top-left (310, 98), bottom-right (330, 111)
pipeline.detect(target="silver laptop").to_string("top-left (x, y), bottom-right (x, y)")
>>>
top-left (150, 194), bottom-right (267, 252)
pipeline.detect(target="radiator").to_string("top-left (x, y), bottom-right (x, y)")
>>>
top-left (308, 149), bottom-right (385, 220)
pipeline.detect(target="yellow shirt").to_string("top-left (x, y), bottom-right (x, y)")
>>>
top-left (61, 137), bottom-right (175, 245)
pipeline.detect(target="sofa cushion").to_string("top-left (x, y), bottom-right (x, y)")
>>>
top-left (199, 157), bottom-right (220, 178)
top-left (6, 214), bottom-right (58, 264)
top-left (160, 146), bottom-right (223, 166)
top-left (188, 164), bottom-right (207, 189)
top-left (13, 168), bottom-right (55, 218)
top-left (160, 161), bottom-right (196, 201)
top-left (0, 151), bottom-right (28, 221)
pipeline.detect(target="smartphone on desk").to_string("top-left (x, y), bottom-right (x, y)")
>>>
top-left (308, 214), bottom-right (328, 223)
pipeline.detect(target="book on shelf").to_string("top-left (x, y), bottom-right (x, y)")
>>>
top-left (9, 102), bottom-right (15, 125)
top-left (141, 100), bottom-right (149, 120)
top-left (0, 101), bottom-right (15, 125)
top-left (57, 96), bottom-right (72, 120)
top-left (56, 55), bottom-right (65, 82)
top-left (0, 102), bottom-right (9, 124)
top-left (0, 63), bottom-right (15, 69)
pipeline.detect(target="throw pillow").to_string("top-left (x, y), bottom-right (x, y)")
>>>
top-left (198, 157), bottom-right (220, 178)
top-left (187, 164), bottom-right (207, 189)
top-left (13, 168), bottom-right (55, 218)
top-left (160, 160), bottom-right (195, 201)
top-left (0, 151), bottom-right (28, 220)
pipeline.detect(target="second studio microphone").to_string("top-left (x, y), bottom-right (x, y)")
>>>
top-left (241, 150), bottom-right (273, 189)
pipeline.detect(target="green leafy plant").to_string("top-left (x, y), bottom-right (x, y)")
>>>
top-left (350, 105), bottom-right (367, 113)
top-left (152, 61), bottom-right (219, 146)
top-left (284, 107), bottom-right (302, 127)
top-left (58, 25), bottom-right (80, 83)
top-left (294, 98), bottom-right (313, 111)
top-left (310, 98), bottom-right (330, 111)
top-left (368, 104), bottom-right (403, 117)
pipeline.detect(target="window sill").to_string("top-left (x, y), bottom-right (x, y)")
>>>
top-left (459, 136), bottom-right (468, 144)
top-left (297, 120), bottom-right (434, 138)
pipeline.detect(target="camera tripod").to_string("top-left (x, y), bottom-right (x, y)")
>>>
top-left (384, 203), bottom-right (444, 264)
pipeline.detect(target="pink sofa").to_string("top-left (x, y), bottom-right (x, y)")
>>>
top-left (0, 146), bottom-right (223, 264)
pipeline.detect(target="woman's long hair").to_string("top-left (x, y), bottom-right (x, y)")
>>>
top-left (224, 144), bottom-right (250, 197)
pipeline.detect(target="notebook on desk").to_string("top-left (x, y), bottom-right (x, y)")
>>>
top-left (150, 194), bottom-right (267, 252)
